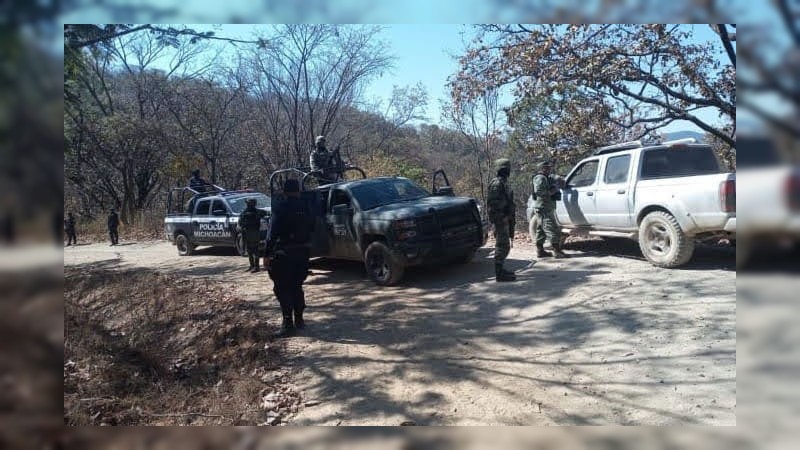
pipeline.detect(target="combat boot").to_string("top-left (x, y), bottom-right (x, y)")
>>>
top-left (294, 310), bottom-right (305, 329)
top-left (495, 263), bottom-right (516, 282)
top-left (536, 244), bottom-right (552, 258)
top-left (552, 244), bottom-right (568, 259)
top-left (273, 314), bottom-right (295, 338)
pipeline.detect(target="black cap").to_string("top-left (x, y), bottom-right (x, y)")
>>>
top-left (283, 179), bottom-right (300, 193)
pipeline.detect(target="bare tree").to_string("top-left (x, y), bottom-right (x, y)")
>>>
top-left (442, 89), bottom-right (505, 208)
top-left (245, 25), bottom-right (393, 166)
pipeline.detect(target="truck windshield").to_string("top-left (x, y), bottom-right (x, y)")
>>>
top-left (228, 194), bottom-right (271, 214)
top-left (350, 179), bottom-right (430, 210)
top-left (640, 146), bottom-right (723, 179)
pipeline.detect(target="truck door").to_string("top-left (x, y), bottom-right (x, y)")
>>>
top-left (328, 188), bottom-right (361, 259)
top-left (209, 198), bottom-right (234, 245)
top-left (432, 169), bottom-right (455, 196)
top-left (594, 153), bottom-right (635, 228)
top-left (192, 198), bottom-right (213, 244)
top-left (558, 159), bottom-right (599, 226)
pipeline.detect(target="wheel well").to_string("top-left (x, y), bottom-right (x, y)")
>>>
top-left (637, 205), bottom-right (673, 225)
top-left (361, 234), bottom-right (387, 251)
top-left (174, 230), bottom-right (186, 238)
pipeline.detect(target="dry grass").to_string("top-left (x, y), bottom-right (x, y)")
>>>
top-left (64, 267), bottom-right (300, 425)
top-left (74, 212), bottom-right (164, 244)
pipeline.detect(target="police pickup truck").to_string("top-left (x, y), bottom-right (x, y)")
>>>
top-left (164, 186), bottom-right (271, 256)
top-left (270, 168), bottom-right (486, 285)
top-left (527, 138), bottom-right (736, 268)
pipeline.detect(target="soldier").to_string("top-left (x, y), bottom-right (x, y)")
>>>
top-left (532, 161), bottom-right (567, 258)
top-left (107, 208), bottom-right (119, 246)
top-left (264, 179), bottom-right (315, 337)
top-left (189, 169), bottom-right (210, 192)
top-left (487, 158), bottom-right (517, 282)
top-left (309, 135), bottom-right (336, 182)
top-left (239, 197), bottom-right (267, 273)
top-left (64, 212), bottom-right (77, 246)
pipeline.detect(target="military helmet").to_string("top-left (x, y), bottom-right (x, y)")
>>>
top-left (315, 135), bottom-right (326, 145)
top-left (494, 158), bottom-right (511, 171)
top-left (246, 198), bottom-right (257, 205)
top-left (191, 169), bottom-right (200, 176)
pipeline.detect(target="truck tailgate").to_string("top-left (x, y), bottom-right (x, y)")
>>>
top-left (634, 173), bottom-right (735, 233)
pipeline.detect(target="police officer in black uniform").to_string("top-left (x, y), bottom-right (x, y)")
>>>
top-left (189, 169), bottom-right (210, 192)
top-left (239, 198), bottom-right (266, 272)
top-left (107, 208), bottom-right (120, 246)
top-left (263, 179), bottom-right (315, 337)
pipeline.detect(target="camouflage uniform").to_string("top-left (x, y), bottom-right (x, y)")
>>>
top-left (309, 135), bottom-right (334, 182)
top-left (532, 162), bottom-right (566, 258)
top-left (239, 199), bottom-right (266, 272)
top-left (487, 158), bottom-right (517, 281)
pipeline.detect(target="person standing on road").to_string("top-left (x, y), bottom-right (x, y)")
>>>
top-left (64, 212), bottom-right (77, 246)
top-left (107, 208), bottom-right (120, 246)
top-left (487, 158), bottom-right (517, 282)
top-left (264, 179), bottom-right (315, 337)
top-left (239, 197), bottom-right (267, 273)
top-left (532, 161), bottom-right (567, 258)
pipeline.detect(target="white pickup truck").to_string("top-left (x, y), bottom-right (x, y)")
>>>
top-left (735, 135), bottom-right (800, 267)
top-left (527, 139), bottom-right (736, 268)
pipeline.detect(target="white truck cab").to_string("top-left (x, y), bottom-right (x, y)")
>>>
top-left (528, 139), bottom-right (736, 268)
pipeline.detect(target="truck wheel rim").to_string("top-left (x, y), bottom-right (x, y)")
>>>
top-left (177, 238), bottom-right (187, 253)
top-left (647, 223), bottom-right (672, 255)
top-left (368, 252), bottom-right (389, 281)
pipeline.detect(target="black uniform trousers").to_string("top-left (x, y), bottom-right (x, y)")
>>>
top-left (65, 229), bottom-right (77, 245)
top-left (244, 230), bottom-right (261, 268)
top-left (268, 247), bottom-right (310, 318)
top-left (109, 226), bottom-right (119, 245)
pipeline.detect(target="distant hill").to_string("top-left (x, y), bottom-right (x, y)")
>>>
top-left (662, 130), bottom-right (706, 142)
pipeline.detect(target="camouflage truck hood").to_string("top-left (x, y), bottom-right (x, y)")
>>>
top-left (363, 196), bottom-right (476, 221)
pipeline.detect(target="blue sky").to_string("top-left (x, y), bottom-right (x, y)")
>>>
top-left (154, 24), bottom-right (729, 135)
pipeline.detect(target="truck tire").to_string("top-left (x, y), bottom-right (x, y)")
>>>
top-left (175, 233), bottom-right (195, 256)
top-left (364, 241), bottom-right (405, 286)
top-left (235, 233), bottom-right (247, 257)
top-left (638, 211), bottom-right (694, 268)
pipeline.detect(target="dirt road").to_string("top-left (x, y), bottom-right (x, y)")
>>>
top-left (64, 238), bottom-right (736, 425)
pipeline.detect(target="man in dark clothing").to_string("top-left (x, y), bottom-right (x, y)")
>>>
top-left (107, 208), bottom-right (120, 246)
top-left (64, 212), bottom-right (77, 246)
top-left (264, 179), bottom-right (315, 337)
top-left (239, 198), bottom-right (267, 272)
top-left (189, 169), bottom-right (210, 192)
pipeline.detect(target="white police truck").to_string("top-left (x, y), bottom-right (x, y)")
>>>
top-left (164, 185), bottom-right (271, 256)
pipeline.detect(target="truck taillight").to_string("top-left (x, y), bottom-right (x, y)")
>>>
top-left (720, 179), bottom-right (735, 213)
top-left (787, 172), bottom-right (800, 211)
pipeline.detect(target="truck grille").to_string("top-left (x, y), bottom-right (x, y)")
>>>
top-left (417, 207), bottom-right (481, 246)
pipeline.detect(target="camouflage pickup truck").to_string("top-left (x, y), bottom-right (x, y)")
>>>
top-left (270, 168), bottom-right (486, 285)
